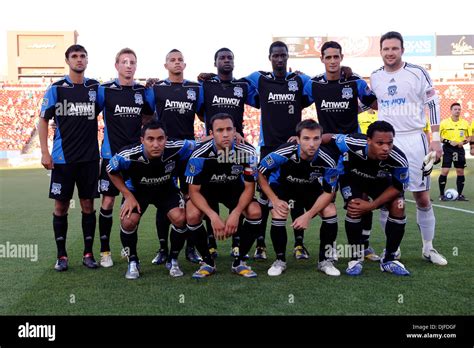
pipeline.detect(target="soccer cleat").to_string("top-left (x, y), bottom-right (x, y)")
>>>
top-left (457, 194), bottom-right (469, 202)
top-left (380, 260), bottom-right (410, 276)
top-left (364, 247), bottom-right (381, 261)
top-left (151, 249), bottom-right (168, 265)
top-left (169, 260), bottom-right (184, 278)
top-left (185, 247), bottom-right (202, 264)
top-left (82, 253), bottom-right (99, 269)
top-left (317, 260), bottom-right (340, 276)
top-left (100, 251), bottom-right (113, 268)
top-left (423, 249), bottom-right (448, 266)
top-left (439, 195), bottom-right (449, 201)
top-left (380, 247), bottom-right (401, 261)
top-left (346, 260), bottom-right (363, 276)
top-left (230, 246), bottom-right (240, 258)
top-left (254, 246), bottom-right (267, 261)
top-left (54, 256), bottom-right (68, 272)
top-left (267, 259), bottom-right (287, 276)
top-left (192, 263), bottom-right (216, 279)
top-left (209, 247), bottom-right (218, 259)
top-left (125, 260), bottom-right (140, 280)
top-left (293, 245), bottom-right (309, 260)
top-left (231, 262), bottom-right (257, 278)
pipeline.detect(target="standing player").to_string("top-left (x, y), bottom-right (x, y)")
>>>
top-left (471, 120), bottom-right (474, 156)
top-left (371, 31), bottom-right (447, 265)
top-left (96, 48), bottom-right (154, 268)
top-left (198, 48), bottom-right (258, 258)
top-left (244, 41), bottom-right (312, 261)
top-left (438, 103), bottom-right (471, 201)
top-left (258, 120), bottom-right (340, 276)
top-left (326, 121), bottom-right (411, 275)
top-left (185, 113), bottom-right (262, 278)
top-left (303, 40), bottom-right (379, 261)
top-left (148, 49), bottom-right (203, 265)
top-left (38, 45), bottom-right (101, 271)
top-left (106, 121), bottom-right (195, 279)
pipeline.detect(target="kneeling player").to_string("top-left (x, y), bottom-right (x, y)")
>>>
top-left (185, 113), bottom-right (262, 278)
top-left (107, 121), bottom-right (195, 279)
top-left (327, 121), bottom-right (410, 276)
top-left (258, 119), bottom-right (341, 277)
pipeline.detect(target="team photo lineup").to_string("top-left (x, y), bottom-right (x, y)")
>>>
top-left (36, 31), bottom-right (474, 283)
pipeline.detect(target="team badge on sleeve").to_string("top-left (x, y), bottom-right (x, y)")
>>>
top-left (288, 80), bottom-right (298, 92)
top-left (189, 164), bottom-right (196, 174)
top-left (265, 156), bottom-right (275, 167)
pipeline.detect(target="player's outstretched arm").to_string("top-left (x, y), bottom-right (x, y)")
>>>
top-left (188, 184), bottom-right (225, 239)
top-left (292, 192), bottom-right (334, 230)
top-left (107, 172), bottom-right (140, 219)
top-left (38, 117), bottom-right (53, 170)
top-left (225, 181), bottom-right (255, 237)
top-left (348, 186), bottom-right (401, 217)
top-left (257, 174), bottom-right (288, 217)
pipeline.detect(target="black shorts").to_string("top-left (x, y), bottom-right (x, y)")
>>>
top-left (99, 159), bottom-right (120, 196)
top-left (339, 174), bottom-right (402, 210)
top-left (269, 183), bottom-right (323, 211)
top-left (201, 187), bottom-right (256, 213)
top-left (49, 160), bottom-right (99, 200)
top-left (442, 144), bottom-right (466, 169)
top-left (124, 186), bottom-right (184, 216)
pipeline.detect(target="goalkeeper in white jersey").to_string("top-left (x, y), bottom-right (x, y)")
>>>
top-left (370, 31), bottom-right (447, 266)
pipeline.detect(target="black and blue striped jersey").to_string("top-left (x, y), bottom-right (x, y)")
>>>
top-left (149, 79), bottom-right (203, 140)
top-left (330, 133), bottom-right (409, 191)
top-left (303, 73), bottom-right (376, 134)
top-left (106, 139), bottom-right (195, 196)
top-left (185, 140), bottom-right (258, 191)
top-left (200, 76), bottom-right (258, 136)
top-left (244, 71), bottom-right (311, 147)
top-left (258, 142), bottom-right (340, 194)
top-left (40, 75), bottom-right (101, 164)
top-left (97, 79), bottom-right (154, 159)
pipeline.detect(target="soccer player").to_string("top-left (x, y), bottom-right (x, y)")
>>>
top-left (244, 41), bottom-right (312, 261)
top-left (198, 48), bottom-right (258, 258)
top-left (326, 121), bottom-right (411, 276)
top-left (303, 40), bottom-right (379, 261)
top-left (185, 113), bottom-right (262, 278)
top-left (470, 120), bottom-right (474, 156)
top-left (370, 31), bottom-right (447, 266)
top-left (106, 121), bottom-right (195, 279)
top-left (96, 48), bottom-right (154, 268)
top-left (38, 44), bottom-right (101, 271)
top-left (148, 49), bottom-right (203, 266)
top-left (258, 119), bottom-right (340, 276)
top-left (438, 103), bottom-right (471, 201)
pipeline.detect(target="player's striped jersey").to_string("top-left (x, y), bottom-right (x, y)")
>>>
top-left (40, 75), bottom-right (101, 164)
top-left (244, 71), bottom-right (311, 147)
top-left (106, 139), bottom-right (195, 195)
top-left (97, 80), bottom-right (154, 159)
top-left (440, 118), bottom-right (471, 143)
top-left (303, 73), bottom-right (376, 134)
top-left (185, 140), bottom-right (258, 190)
top-left (370, 63), bottom-right (440, 133)
top-left (258, 142), bottom-right (340, 194)
top-left (330, 133), bottom-right (409, 191)
top-left (200, 76), bottom-right (258, 136)
top-left (149, 79), bottom-right (203, 140)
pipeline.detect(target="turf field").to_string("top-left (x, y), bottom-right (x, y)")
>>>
top-left (0, 161), bottom-right (473, 316)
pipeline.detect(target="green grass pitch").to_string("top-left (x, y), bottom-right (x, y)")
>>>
top-left (0, 161), bottom-right (473, 316)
